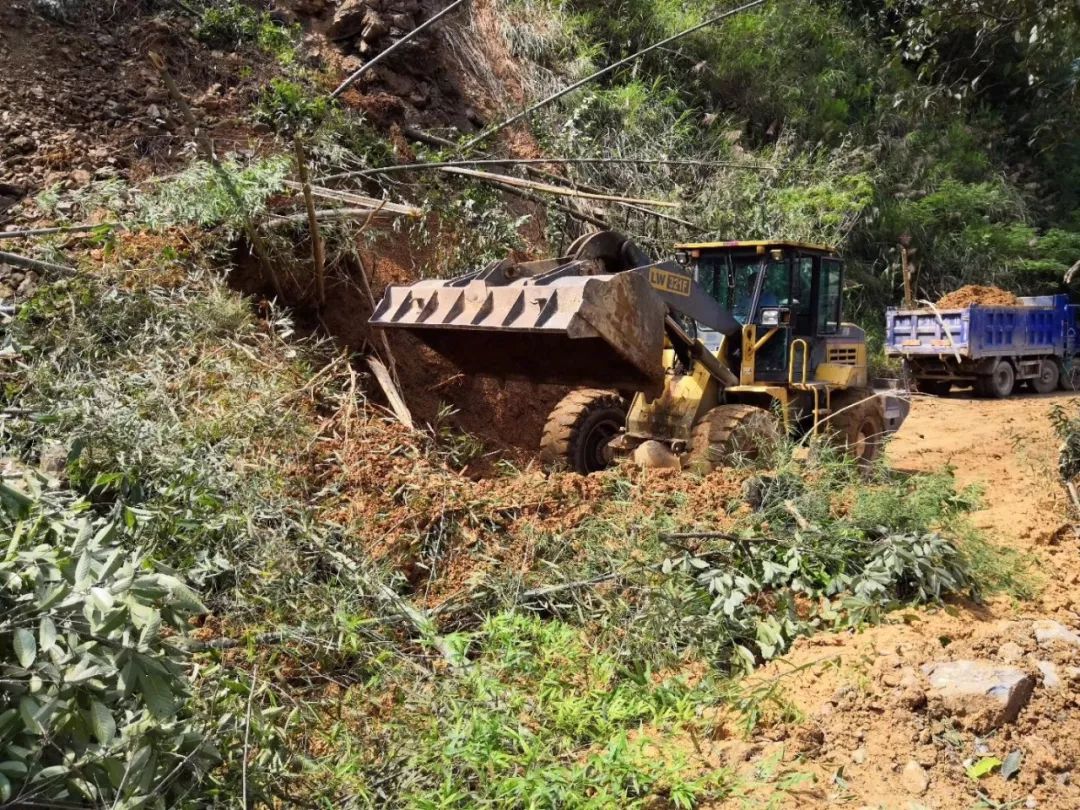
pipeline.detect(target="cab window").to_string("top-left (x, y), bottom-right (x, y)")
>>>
top-left (818, 258), bottom-right (842, 334)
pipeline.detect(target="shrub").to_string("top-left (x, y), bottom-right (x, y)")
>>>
top-left (0, 478), bottom-right (214, 808)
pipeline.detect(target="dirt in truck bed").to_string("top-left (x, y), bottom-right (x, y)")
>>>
top-left (936, 285), bottom-right (1022, 308)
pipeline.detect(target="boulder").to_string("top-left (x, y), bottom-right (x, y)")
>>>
top-left (1033, 620), bottom-right (1080, 648)
top-left (922, 660), bottom-right (1033, 732)
top-left (1037, 660), bottom-right (1061, 689)
top-left (329, 0), bottom-right (370, 39)
top-left (632, 440), bottom-right (681, 470)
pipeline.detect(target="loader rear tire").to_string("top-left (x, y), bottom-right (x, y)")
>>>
top-left (540, 389), bottom-right (627, 474)
top-left (825, 395), bottom-right (886, 471)
top-left (688, 404), bottom-right (779, 474)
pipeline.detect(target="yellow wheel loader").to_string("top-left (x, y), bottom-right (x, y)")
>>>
top-left (371, 231), bottom-right (908, 473)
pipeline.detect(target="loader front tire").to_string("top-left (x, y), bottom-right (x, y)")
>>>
top-left (688, 404), bottom-right (779, 474)
top-left (540, 389), bottom-right (627, 474)
top-left (825, 394), bottom-right (886, 471)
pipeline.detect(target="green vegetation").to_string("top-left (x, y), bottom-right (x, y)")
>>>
top-left (0, 481), bottom-right (216, 807)
top-left (489, 0), bottom-right (1080, 314)
top-left (6, 0), bottom-right (1066, 804)
top-left (0, 262), bottom-right (1022, 805)
top-left (195, 1), bottom-right (299, 62)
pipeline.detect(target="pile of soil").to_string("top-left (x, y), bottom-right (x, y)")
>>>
top-left (937, 285), bottom-right (1022, 309)
top-left (316, 410), bottom-right (748, 605)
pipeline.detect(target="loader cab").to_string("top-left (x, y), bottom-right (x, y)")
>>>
top-left (676, 241), bottom-right (843, 381)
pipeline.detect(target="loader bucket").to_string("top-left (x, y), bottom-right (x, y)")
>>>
top-left (370, 268), bottom-right (668, 392)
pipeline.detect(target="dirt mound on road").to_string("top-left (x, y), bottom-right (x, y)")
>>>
top-left (937, 285), bottom-right (1021, 308)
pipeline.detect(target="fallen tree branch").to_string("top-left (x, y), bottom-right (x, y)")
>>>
top-left (318, 156), bottom-right (779, 184)
top-left (0, 250), bottom-right (78, 276)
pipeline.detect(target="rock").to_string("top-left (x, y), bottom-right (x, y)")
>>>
top-left (387, 11), bottom-right (415, 30)
top-left (899, 685), bottom-right (928, 710)
top-left (901, 760), bottom-right (930, 795)
top-left (329, 0), bottom-right (370, 39)
top-left (1033, 620), bottom-right (1080, 648)
top-left (998, 641), bottom-right (1024, 662)
top-left (1037, 660), bottom-right (1061, 689)
top-left (852, 746), bottom-right (867, 764)
top-left (922, 660), bottom-right (1034, 732)
top-left (632, 440), bottom-right (681, 470)
top-left (38, 441), bottom-right (69, 479)
top-left (362, 10), bottom-right (391, 42)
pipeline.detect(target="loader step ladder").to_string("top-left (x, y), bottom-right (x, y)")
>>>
top-left (788, 338), bottom-right (832, 434)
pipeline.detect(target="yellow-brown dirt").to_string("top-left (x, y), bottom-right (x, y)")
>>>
top-left (694, 392), bottom-right (1080, 809)
top-left (937, 285), bottom-right (1022, 308)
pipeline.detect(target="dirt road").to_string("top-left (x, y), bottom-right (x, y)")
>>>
top-left (716, 391), bottom-right (1080, 808)
top-left (890, 391), bottom-right (1070, 553)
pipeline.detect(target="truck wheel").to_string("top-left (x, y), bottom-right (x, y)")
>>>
top-left (917, 380), bottom-right (951, 396)
top-left (540, 389), bottom-right (627, 474)
top-left (976, 361), bottom-right (1015, 399)
top-left (1031, 359), bottom-right (1060, 394)
top-left (824, 393), bottom-right (887, 471)
top-left (688, 404), bottom-right (779, 474)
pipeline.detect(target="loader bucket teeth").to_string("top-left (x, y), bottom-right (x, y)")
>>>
top-left (370, 233), bottom-right (668, 392)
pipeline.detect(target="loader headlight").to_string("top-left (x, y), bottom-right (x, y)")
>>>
top-left (760, 308), bottom-right (781, 327)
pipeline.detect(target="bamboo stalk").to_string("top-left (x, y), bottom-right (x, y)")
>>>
top-left (440, 166), bottom-right (679, 208)
top-left (0, 250), bottom-right (77, 276)
top-left (294, 137), bottom-right (326, 307)
top-left (266, 206), bottom-right (404, 225)
top-left (0, 223), bottom-right (123, 240)
top-left (282, 181), bottom-right (421, 216)
top-left (317, 156), bottom-right (778, 184)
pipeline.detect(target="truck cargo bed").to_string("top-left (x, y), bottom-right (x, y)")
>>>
top-left (886, 295), bottom-right (1073, 360)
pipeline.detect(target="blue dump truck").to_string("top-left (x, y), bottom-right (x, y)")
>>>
top-left (885, 294), bottom-right (1080, 397)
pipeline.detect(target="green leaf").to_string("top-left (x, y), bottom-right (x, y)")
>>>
top-left (18, 697), bottom-right (42, 735)
top-left (0, 772), bottom-right (10, 804)
top-left (139, 672), bottom-right (178, 720)
top-left (14, 628), bottom-right (36, 668)
top-left (89, 700), bottom-right (116, 744)
top-left (966, 756), bottom-right (1002, 780)
top-left (0, 760), bottom-right (27, 778)
top-left (38, 617), bottom-right (57, 653)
